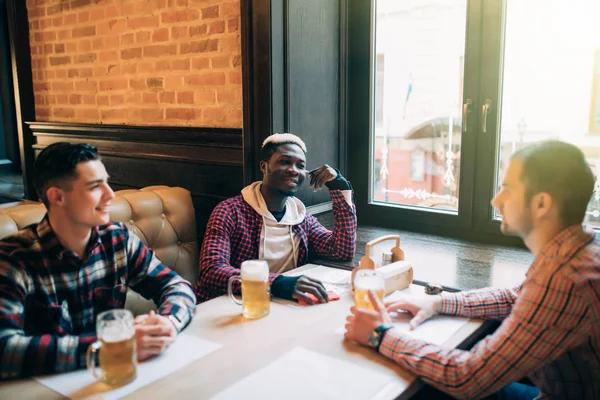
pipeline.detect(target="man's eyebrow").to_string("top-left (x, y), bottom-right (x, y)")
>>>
top-left (278, 154), bottom-right (305, 161)
top-left (86, 176), bottom-right (109, 185)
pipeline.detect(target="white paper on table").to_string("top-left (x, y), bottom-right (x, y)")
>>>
top-left (211, 346), bottom-right (392, 400)
top-left (381, 289), bottom-right (470, 345)
top-left (335, 312), bottom-right (469, 346)
top-left (36, 333), bottom-right (222, 400)
top-left (284, 264), bottom-right (352, 294)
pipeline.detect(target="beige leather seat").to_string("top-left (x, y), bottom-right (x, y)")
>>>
top-left (0, 186), bottom-right (198, 314)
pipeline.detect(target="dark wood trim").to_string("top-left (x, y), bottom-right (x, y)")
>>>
top-left (0, 0), bottom-right (18, 169)
top-left (6, 0), bottom-right (35, 198)
top-left (338, 0), bottom-right (349, 175)
top-left (26, 122), bottom-right (242, 147)
top-left (270, 0), bottom-right (285, 133)
top-left (27, 122), bottom-right (243, 167)
top-left (241, 0), bottom-right (273, 185)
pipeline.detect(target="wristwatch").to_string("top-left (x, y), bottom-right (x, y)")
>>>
top-left (368, 323), bottom-right (394, 351)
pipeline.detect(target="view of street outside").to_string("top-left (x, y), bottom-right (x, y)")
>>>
top-left (373, 0), bottom-right (600, 226)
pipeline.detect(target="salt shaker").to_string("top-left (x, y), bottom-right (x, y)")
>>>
top-left (381, 252), bottom-right (393, 266)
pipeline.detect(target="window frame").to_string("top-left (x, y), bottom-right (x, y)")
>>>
top-left (346, 0), bottom-right (524, 246)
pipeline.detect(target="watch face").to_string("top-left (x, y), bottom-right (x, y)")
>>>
top-left (368, 331), bottom-right (380, 348)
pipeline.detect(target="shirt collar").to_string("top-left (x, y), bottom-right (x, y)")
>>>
top-left (36, 215), bottom-right (103, 259)
top-left (527, 224), bottom-right (595, 277)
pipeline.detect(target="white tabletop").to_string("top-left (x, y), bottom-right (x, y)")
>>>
top-left (0, 264), bottom-right (485, 400)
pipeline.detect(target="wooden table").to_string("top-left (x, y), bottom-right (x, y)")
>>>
top-left (0, 265), bottom-right (487, 400)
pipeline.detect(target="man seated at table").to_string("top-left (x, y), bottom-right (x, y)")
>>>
top-left (195, 133), bottom-right (356, 304)
top-left (0, 143), bottom-right (196, 380)
top-left (345, 140), bottom-right (600, 399)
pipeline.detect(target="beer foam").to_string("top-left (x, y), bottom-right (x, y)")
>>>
top-left (241, 260), bottom-right (269, 281)
top-left (102, 323), bottom-right (134, 343)
top-left (354, 273), bottom-right (384, 291)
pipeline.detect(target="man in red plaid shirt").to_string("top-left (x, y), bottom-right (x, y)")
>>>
top-left (346, 141), bottom-right (600, 399)
top-left (0, 143), bottom-right (196, 379)
top-left (194, 133), bottom-right (356, 304)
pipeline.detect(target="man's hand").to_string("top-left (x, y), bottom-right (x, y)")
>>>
top-left (308, 164), bottom-right (338, 191)
top-left (292, 276), bottom-right (329, 304)
top-left (345, 290), bottom-right (392, 347)
top-left (133, 310), bottom-right (177, 361)
top-left (385, 294), bottom-right (442, 330)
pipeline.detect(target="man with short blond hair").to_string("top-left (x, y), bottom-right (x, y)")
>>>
top-left (195, 133), bottom-right (357, 305)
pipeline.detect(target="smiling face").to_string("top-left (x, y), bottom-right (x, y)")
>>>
top-left (260, 143), bottom-right (307, 196)
top-left (52, 160), bottom-right (115, 228)
top-left (491, 159), bottom-right (534, 238)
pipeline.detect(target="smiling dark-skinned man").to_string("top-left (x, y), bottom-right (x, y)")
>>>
top-left (194, 133), bottom-right (357, 305)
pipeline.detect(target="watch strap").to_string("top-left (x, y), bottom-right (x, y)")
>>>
top-left (374, 323), bottom-right (394, 351)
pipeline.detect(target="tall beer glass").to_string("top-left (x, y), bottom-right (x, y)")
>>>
top-left (228, 260), bottom-right (270, 319)
top-left (86, 309), bottom-right (137, 386)
top-left (354, 270), bottom-right (385, 310)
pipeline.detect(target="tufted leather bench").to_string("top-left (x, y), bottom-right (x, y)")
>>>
top-left (0, 186), bottom-right (198, 314)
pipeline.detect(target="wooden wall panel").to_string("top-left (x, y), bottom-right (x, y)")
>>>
top-left (28, 122), bottom-right (243, 241)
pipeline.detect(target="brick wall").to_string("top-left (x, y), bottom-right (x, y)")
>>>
top-left (26, 0), bottom-right (242, 128)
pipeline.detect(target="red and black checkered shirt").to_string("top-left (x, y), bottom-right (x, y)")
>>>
top-left (194, 190), bottom-right (356, 302)
top-left (380, 225), bottom-right (600, 399)
top-left (0, 217), bottom-right (196, 379)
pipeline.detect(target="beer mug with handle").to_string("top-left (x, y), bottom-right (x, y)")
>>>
top-left (86, 309), bottom-right (137, 386)
top-left (228, 260), bottom-right (271, 319)
top-left (354, 269), bottom-right (385, 310)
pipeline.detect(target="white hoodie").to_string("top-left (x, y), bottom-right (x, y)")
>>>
top-left (241, 182), bottom-right (306, 274)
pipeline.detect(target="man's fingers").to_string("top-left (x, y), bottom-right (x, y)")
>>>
top-left (138, 335), bottom-right (174, 347)
top-left (136, 324), bottom-right (172, 337)
top-left (292, 291), bottom-right (314, 305)
top-left (368, 290), bottom-right (393, 324)
top-left (134, 314), bottom-right (149, 324)
top-left (303, 277), bottom-right (329, 301)
top-left (297, 283), bottom-right (326, 303)
top-left (409, 309), bottom-right (431, 330)
top-left (385, 300), bottom-right (411, 313)
top-left (367, 290), bottom-right (385, 313)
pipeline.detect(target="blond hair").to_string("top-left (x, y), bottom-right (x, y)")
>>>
top-left (261, 133), bottom-right (307, 153)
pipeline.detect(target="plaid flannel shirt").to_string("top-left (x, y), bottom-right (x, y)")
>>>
top-left (0, 216), bottom-right (196, 380)
top-left (380, 225), bottom-right (600, 399)
top-left (194, 189), bottom-right (356, 302)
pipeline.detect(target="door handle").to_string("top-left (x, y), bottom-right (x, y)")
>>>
top-left (462, 99), bottom-right (472, 132)
top-left (481, 99), bottom-right (492, 133)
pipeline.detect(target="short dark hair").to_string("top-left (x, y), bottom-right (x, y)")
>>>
top-left (33, 142), bottom-right (100, 207)
top-left (511, 140), bottom-right (595, 226)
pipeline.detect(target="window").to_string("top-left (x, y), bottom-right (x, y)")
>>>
top-left (347, 0), bottom-right (600, 239)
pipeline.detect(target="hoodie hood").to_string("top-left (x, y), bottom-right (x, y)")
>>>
top-left (241, 182), bottom-right (306, 225)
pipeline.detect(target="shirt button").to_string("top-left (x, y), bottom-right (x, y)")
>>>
top-left (177, 241), bottom-right (182, 246)
top-left (161, 214), bottom-right (166, 219)
top-left (129, 220), bottom-right (134, 225)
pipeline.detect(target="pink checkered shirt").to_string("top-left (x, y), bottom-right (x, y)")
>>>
top-left (380, 225), bottom-right (600, 399)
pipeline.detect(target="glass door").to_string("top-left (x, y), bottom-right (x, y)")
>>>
top-left (476, 0), bottom-right (600, 231)
top-left (372, 0), bottom-right (468, 213)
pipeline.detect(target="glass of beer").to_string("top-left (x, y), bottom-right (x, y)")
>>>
top-left (228, 260), bottom-right (270, 319)
top-left (354, 269), bottom-right (385, 310)
top-left (86, 309), bottom-right (137, 386)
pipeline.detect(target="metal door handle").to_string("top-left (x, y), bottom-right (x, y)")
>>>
top-left (462, 99), bottom-right (472, 132)
top-left (482, 99), bottom-right (492, 133)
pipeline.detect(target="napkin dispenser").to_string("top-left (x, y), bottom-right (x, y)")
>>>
top-left (377, 260), bottom-right (413, 295)
top-left (352, 235), bottom-right (413, 295)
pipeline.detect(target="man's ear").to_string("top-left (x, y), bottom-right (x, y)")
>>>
top-left (46, 187), bottom-right (65, 206)
top-left (259, 160), bottom-right (268, 175)
top-left (532, 192), bottom-right (553, 218)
